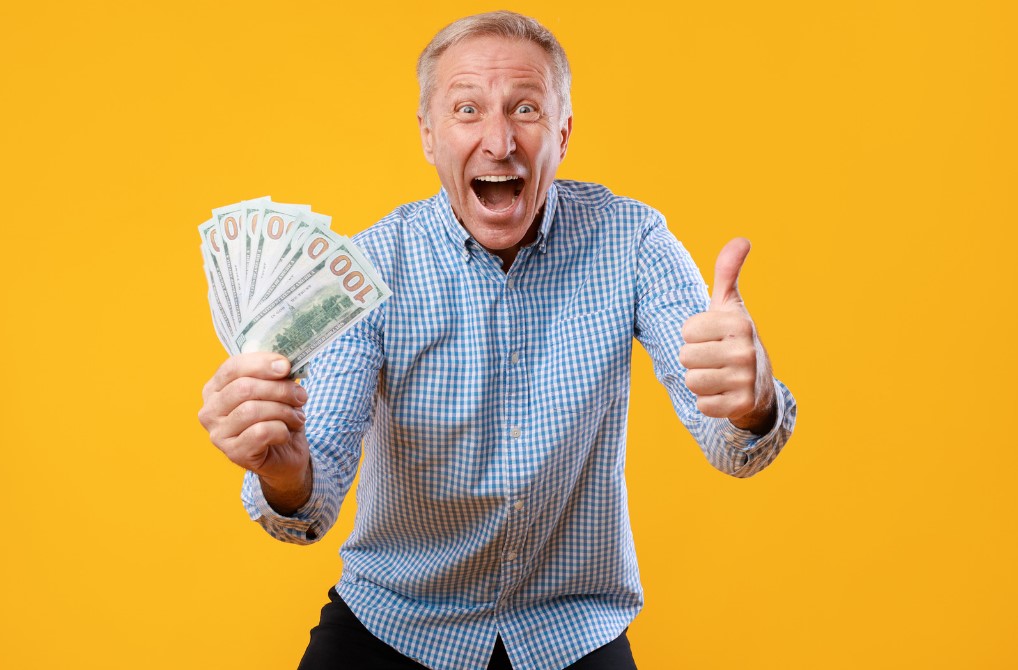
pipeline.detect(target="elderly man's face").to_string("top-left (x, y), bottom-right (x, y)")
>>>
top-left (419, 36), bottom-right (572, 261)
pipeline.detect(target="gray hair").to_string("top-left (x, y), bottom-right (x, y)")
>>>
top-left (417, 11), bottom-right (572, 125)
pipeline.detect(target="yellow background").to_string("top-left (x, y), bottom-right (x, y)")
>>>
top-left (1, 0), bottom-right (1015, 667)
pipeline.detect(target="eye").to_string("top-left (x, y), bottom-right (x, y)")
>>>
top-left (516, 104), bottom-right (536, 115)
top-left (457, 105), bottom-right (477, 114)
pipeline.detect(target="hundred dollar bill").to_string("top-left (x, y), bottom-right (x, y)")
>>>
top-left (211, 203), bottom-right (246, 322)
top-left (199, 218), bottom-right (239, 328)
top-left (237, 197), bottom-right (272, 313)
top-left (201, 245), bottom-right (236, 348)
top-left (244, 200), bottom-right (313, 313)
top-left (253, 220), bottom-right (344, 311)
top-left (232, 239), bottom-right (390, 372)
top-left (208, 297), bottom-right (236, 355)
top-left (250, 203), bottom-right (318, 308)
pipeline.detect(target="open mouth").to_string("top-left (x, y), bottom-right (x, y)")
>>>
top-left (471, 175), bottom-right (524, 212)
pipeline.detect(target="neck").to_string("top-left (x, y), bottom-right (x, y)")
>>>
top-left (459, 205), bottom-right (545, 273)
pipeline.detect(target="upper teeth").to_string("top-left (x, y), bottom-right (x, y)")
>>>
top-left (475, 175), bottom-right (519, 182)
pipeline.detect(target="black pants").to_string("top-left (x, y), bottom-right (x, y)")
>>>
top-left (297, 588), bottom-right (638, 669)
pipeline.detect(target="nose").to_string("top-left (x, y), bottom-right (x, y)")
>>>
top-left (480, 113), bottom-right (516, 160)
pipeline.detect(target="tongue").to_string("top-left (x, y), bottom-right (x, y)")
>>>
top-left (474, 180), bottom-right (516, 210)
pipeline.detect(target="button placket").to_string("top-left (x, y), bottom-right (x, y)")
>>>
top-left (499, 263), bottom-right (530, 594)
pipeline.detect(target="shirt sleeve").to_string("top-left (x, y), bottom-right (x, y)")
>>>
top-left (240, 305), bottom-right (385, 543)
top-left (633, 211), bottom-right (796, 477)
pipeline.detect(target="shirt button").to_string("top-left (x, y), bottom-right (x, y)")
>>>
top-left (513, 500), bottom-right (524, 511)
top-left (506, 551), bottom-right (517, 561)
top-left (510, 352), bottom-right (520, 365)
top-left (510, 426), bottom-right (521, 439)
top-left (506, 277), bottom-right (516, 289)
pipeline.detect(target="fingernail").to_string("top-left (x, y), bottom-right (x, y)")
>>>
top-left (295, 386), bottom-right (309, 403)
top-left (296, 409), bottom-right (306, 422)
top-left (271, 359), bottom-right (289, 374)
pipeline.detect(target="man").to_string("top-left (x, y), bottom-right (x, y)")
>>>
top-left (198, 11), bottom-right (795, 670)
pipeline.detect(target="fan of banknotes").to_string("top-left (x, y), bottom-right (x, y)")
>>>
top-left (199, 196), bottom-right (390, 376)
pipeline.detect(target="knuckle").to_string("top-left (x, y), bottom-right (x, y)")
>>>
top-left (276, 381), bottom-right (298, 404)
top-left (221, 356), bottom-right (239, 376)
top-left (721, 315), bottom-right (750, 338)
top-left (741, 346), bottom-right (757, 368)
top-left (209, 428), bottom-right (229, 450)
top-left (696, 396), bottom-right (719, 418)
top-left (265, 422), bottom-right (289, 446)
top-left (733, 345), bottom-right (756, 368)
top-left (234, 400), bottom-right (260, 425)
top-left (212, 359), bottom-right (236, 390)
top-left (682, 312), bottom-right (705, 338)
top-left (248, 420), bottom-right (280, 445)
top-left (221, 442), bottom-right (251, 469)
top-left (232, 378), bottom-right (257, 402)
top-left (243, 422), bottom-right (269, 446)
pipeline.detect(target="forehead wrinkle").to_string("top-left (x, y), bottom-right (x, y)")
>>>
top-left (444, 78), bottom-right (549, 100)
top-left (447, 80), bottom-right (546, 92)
top-left (440, 59), bottom-right (550, 88)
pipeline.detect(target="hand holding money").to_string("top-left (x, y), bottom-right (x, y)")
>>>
top-left (197, 197), bottom-right (390, 511)
top-left (198, 352), bottom-right (313, 515)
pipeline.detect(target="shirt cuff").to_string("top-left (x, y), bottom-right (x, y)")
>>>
top-left (242, 453), bottom-right (333, 544)
top-left (714, 377), bottom-right (796, 476)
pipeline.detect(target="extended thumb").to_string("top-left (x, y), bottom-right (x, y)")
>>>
top-left (709, 237), bottom-right (751, 310)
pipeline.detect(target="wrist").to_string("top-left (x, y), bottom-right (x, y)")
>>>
top-left (259, 457), bottom-right (313, 516)
top-left (730, 384), bottom-right (777, 435)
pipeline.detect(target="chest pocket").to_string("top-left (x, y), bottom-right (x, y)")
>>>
top-left (547, 305), bottom-right (633, 413)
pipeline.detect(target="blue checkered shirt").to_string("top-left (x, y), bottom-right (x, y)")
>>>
top-left (242, 180), bottom-right (796, 670)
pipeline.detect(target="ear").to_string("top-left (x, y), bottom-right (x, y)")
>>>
top-left (558, 115), bottom-right (573, 161)
top-left (418, 114), bottom-right (435, 165)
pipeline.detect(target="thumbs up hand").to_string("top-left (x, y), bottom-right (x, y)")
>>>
top-left (679, 238), bottom-right (777, 434)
